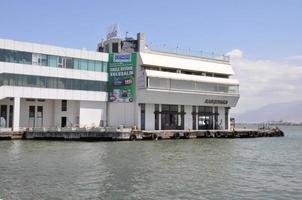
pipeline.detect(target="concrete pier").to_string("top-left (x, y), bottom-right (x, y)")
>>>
top-left (21, 128), bottom-right (284, 141)
top-left (0, 131), bottom-right (24, 140)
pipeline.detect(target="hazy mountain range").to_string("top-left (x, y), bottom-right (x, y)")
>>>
top-left (232, 100), bottom-right (302, 123)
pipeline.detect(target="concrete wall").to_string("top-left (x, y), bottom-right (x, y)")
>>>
top-left (20, 99), bottom-right (55, 128)
top-left (108, 103), bottom-right (135, 128)
top-left (145, 104), bottom-right (155, 130)
top-left (79, 101), bottom-right (106, 127)
top-left (53, 100), bottom-right (79, 127)
top-left (0, 86), bottom-right (107, 102)
top-left (137, 89), bottom-right (239, 108)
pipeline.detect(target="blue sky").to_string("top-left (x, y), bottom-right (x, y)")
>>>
top-left (1, 0), bottom-right (302, 113)
top-left (0, 0), bottom-right (301, 60)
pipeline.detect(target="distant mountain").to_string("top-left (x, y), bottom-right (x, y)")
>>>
top-left (233, 100), bottom-right (302, 123)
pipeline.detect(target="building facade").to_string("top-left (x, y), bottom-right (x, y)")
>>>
top-left (0, 39), bottom-right (108, 131)
top-left (0, 32), bottom-right (239, 131)
top-left (100, 33), bottom-right (240, 130)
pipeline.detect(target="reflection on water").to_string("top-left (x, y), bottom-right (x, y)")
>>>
top-left (0, 126), bottom-right (302, 200)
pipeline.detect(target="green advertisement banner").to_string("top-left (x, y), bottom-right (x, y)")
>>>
top-left (108, 53), bottom-right (136, 103)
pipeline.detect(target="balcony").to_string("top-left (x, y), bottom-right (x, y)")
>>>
top-left (147, 76), bottom-right (239, 95)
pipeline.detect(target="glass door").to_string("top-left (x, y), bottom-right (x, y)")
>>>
top-left (9, 105), bottom-right (13, 128)
top-left (161, 105), bottom-right (178, 130)
top-left (61, 117), bottom-right (67, 128)
top-left (197, 106), bottom-right (213, 130)
top-left (0, 105), bottom-right (7, 128)
top-left (36, 106), bottom-right (43, 128)
top-left (28, 106), bottom-right (35, 128)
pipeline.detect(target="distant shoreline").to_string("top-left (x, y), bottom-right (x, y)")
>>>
top-left (237, 122), bottom-right (302, 126)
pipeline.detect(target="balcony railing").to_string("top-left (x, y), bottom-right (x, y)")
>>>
top-left (147, 77), bottom-right (239, 95)
top-left (145, 43), bottom-right (230, 63)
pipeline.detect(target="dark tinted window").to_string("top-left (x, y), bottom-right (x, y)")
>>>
top-left (112, 43), bottom-right (119, 53)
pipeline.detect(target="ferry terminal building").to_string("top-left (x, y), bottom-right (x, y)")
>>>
top-left (0, 32), bottom-right (239, 131)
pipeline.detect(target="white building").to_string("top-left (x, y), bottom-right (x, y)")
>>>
top-left (0, 39), bottom-right (108, 131)
top-left (101, 33), bottom-right (240, 130)
top-left (0, 32), bottom-right (239, 131)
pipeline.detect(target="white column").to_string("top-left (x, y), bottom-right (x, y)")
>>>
top-left (13, 97), bottom-right (20, 131)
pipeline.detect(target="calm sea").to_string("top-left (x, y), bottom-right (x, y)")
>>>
top-left (0, 125), bottom-right (302, 200)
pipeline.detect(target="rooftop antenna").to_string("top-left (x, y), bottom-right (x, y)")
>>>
top-left (106, 24), bottom-right (119, 40)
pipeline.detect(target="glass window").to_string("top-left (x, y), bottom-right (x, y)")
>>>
top-left (192, 106), bottom-right (196, 130)
top-left (81, 80), bottom-right (88, 90)
top-left (8, 50), bottom-right (17, 63)
top-left (8, 74), bottom-right (16, 85)
top-left (0, 49), bottom-right (6, 62)
top-left (72, 79), bottom-right (81, 90)
top-left (95, 61), bottom-right (102, 72)
top-left (61, 100), bottom-right (67, 111)
top-left (0, 74), bottom-right (3, 86)
top-left (57, 78), bottom-right (65, 89)
top-left (32, 53), bottom-right (47, 66)
top-left (29, 106), bottom-right (35, 118)
top-left (140, 104), bottom-right (145, 130)
top-left (73, 58), bottom-right (79, 70)
top-left (0, 49), bottom-right (106, 72)
top-left (149, 77), bottom-right (170, 89)
top-left (2, 74), bottom-right (8, 85)
top-left (79, 59), bottom-right (88, 70)
top-left (0, 49), bottom-right (32, 64)
top-left (112, 43), bottom-right (119, 53)
top-left (88, 60), bottom-right (95, 71)
top-left (225, 108), bottom-right (229, 129)
top-left (65, 79), bottom-right (72, 89)
top-left (155, 104), bottom-right (159, 130)
top-left (17, 51), bottom-right (32, 64)
top-left (0, 73), bottom-right (105, 92)
top-left (66, 58), bottom-right (74, 69)
top-left (103, 62), bottom-right (107, 72)
top-left (104, 44), bottom-right (110, 53)
top-left (58, 57), bottom-right (65, 68)
top-left (37, 106), bottom-right (43, 121)
top-left (100, 82), bottom-right (106, 91)
top-left (38, 76), bottom-right (46, 88)
top-left (48, 55), bottom-right (58, 67)
top-left (27, 76), bottom-right (37, 87)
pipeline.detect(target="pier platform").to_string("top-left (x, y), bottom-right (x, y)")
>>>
top-left (0, 131), bottom-right (24, 140)
top-left (22, 127), bottom-right (284, 141)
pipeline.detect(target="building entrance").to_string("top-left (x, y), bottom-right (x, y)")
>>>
top-left (197, 106), bottom-right (214, 130)
top-left (161, 105), bottom-right (179, 130)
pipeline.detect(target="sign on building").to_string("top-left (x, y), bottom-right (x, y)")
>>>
top-left (108, 53), bottom-right (136, 103)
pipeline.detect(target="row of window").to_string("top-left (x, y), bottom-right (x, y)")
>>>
top-left (148, 77), bottom-right (239, 94)
top-left (0, 73), bottom-right (106, 92)
top-left (0, 49), bottom-right (107, 72)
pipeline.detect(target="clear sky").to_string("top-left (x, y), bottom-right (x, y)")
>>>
top-left (0, 0), bottom-right (301, 59)
top-left (1, 0), bottom-right (302, 113)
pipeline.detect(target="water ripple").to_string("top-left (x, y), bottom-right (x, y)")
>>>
top-left (0, 126), bottom-right (302, 200)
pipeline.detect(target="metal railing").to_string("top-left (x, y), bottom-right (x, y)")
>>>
top-left (148, 77), bottom-right (239, 95)
top-left (145, 43), bottom-right (230, 63)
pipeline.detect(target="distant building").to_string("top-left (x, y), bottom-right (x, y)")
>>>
top-left (0, 32), bottom-right (239, 131)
